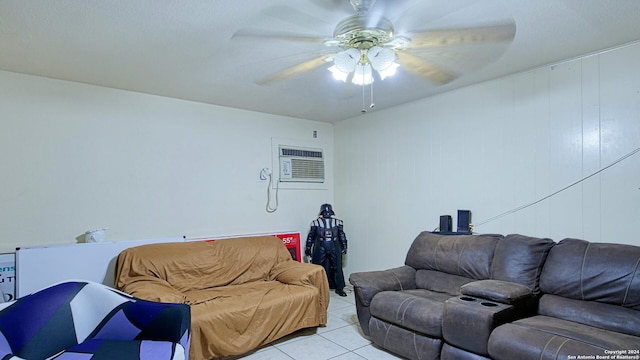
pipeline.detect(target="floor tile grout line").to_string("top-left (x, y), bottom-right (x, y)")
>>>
top-left (273, 346), bottom-right (296, 360)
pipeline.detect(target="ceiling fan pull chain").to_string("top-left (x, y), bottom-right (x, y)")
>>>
top-left (361, 81), bottom-right (367, 113)
top-left (370, 82), bottom-right (375, 109)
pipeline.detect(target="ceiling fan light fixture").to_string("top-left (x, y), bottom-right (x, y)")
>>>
top-left (333, 48), bottom-right (360, 72)
top-left (329, 46), bottom-right (399, 85)
top-left (352, 63), bottom-right (373, 86)
top-left (328, 65), bottom-right (349, 82)
top-left (377, 62), bottom-right (399, 80)
top-left (367, 46), bottom-right (395, 71)
top-left (328, 8), bottom-right (400, 88)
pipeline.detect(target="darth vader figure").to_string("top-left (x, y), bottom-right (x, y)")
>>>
top-left (305, 203), bottom-right (348, 296)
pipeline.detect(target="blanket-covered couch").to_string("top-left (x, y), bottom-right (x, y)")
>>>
top-left (115, 235), bottom-right (330, 360)
top-left (349, 232), bottom-right (640, 360)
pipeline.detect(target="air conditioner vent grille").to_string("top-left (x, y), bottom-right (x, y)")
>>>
top-left (279, 146), bottom-right (325, 183)
top-left (291, 159), bottom-right (324, 179)
top-left (281, 148), bottom-right (323, 158)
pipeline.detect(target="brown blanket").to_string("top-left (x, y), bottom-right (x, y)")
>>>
top-left (115, 236), bottom-right (329, 359)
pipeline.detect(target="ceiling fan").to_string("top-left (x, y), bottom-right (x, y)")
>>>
top-left (233, 0), bottom-right (516, 91)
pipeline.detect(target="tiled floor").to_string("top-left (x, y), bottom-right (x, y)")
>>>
top-left (231, 285), bottom-right (403, 360)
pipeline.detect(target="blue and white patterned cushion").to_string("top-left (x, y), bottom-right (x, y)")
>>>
top-left (0, 281), bottom-right (190, 360)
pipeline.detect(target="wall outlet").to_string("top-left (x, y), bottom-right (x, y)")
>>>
top-left (259, 168), bottom-right (271, 181)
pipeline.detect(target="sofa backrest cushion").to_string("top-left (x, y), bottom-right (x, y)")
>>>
top-left (405, 232), bottom-right (502, 280)
top-left (490, 234), bottom-right (555, 294)
top-left (538, 294), bottom-right (640, 337)
top-left (117, 236), bottom-right (292, 293)
top-left (540, 238), bottom-right (640, 310)
top-left (415, 270), bottom-right (475, 295)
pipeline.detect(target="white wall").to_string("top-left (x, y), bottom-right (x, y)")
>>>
top-left (0, 71), bottom-right (333, 253)
top-left (3, 42), bottom-right (639, 280)
top-left (335, 42), bottom-right (640, 276)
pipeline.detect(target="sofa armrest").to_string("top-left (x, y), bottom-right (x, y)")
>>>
top-left (270, 260), bottom-right (327, 287)
top-left (117, 277), bottom-right (186, 304)
top-left (349, 266), bottom-right (416, 307)
top-left (92, 299), bottom-right (191, 345)
top-left (270, 260), bottom-right (330, 323)
top-left (348, 266), bottom-right (416, 337)
top-left (460, 280), bottom-right (534, 304)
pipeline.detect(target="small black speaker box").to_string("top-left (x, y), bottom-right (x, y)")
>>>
top-left (439, 215), bottom-right (452, 232)
top-left (457, 210), bottom-right (472, 234)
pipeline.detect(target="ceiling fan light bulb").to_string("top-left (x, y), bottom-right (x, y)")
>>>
top-left (352, 63), bottom-right (373, 86)
top-left (333, 48), bottom-right (360, 72)
top-left (368, 46), bottom-right (396, 71)
top-left (377, 62), bottom-right (399, 80)
top-left (328, 65), bottom-right (349, 82)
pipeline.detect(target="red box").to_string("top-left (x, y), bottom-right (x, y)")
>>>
top-left (274, 232), bottom-right (301, 262)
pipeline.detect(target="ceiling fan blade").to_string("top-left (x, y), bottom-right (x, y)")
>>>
top-left (367, 0), bottom-right (415, 24)
top-left (395, 51), bottom-right (456, 85)
top-left (258, 55), bottom-right (330, 85)
top-left (232, 29), bottom-right (328, 44)
top-left (261, 5), bottom-right (334, 32)
top-left (308, 0), bottom-right (352, 13)
top-left (408, 21), bottom-right (516, 48)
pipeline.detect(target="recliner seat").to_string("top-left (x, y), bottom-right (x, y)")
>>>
top-left (350, 232), bottom-right (554, 360)
top-left (488, 238), bottom-right (640, 359)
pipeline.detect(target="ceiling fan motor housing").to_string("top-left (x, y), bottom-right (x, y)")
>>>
top-left (333, 14), bottom-right (394, 50)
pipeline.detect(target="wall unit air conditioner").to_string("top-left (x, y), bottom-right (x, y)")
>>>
top-left (278, 146), bottom-right (324, 183)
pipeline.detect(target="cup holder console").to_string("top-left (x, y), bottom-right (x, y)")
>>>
top-left (481, 302), bottom-right (498, 307)
top-left (456, 296), bottom-right (500, 308)
top-left (444, 294), bottom-right (513, 354)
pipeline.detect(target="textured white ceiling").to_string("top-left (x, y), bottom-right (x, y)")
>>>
top-left (1, 0), bottom-right (640, 123)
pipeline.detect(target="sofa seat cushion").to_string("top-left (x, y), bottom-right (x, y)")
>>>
top-left (369, 317), bottom-right (442, 360)
top-left (188, 280), bottom-right (322, 358)
top-left (370, 289), bottom-right (453, 337)
top-left (184, 280), bottom-right (281, 305)
top-left (488, 315), bottom-right (640, 360)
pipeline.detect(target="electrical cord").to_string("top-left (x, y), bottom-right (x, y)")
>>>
top-left (474, 146), bottom-right (640, 228)
top-left (266, 172), bottom-right (279, 213)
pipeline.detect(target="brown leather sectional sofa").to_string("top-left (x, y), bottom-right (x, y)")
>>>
top-left (349, 232), bottom-right (640, 360)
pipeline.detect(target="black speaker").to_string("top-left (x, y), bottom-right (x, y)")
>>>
top-left (439, 215), bottom-right (452, 232)
top-left (457, 210), bottom-right (472, 234)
